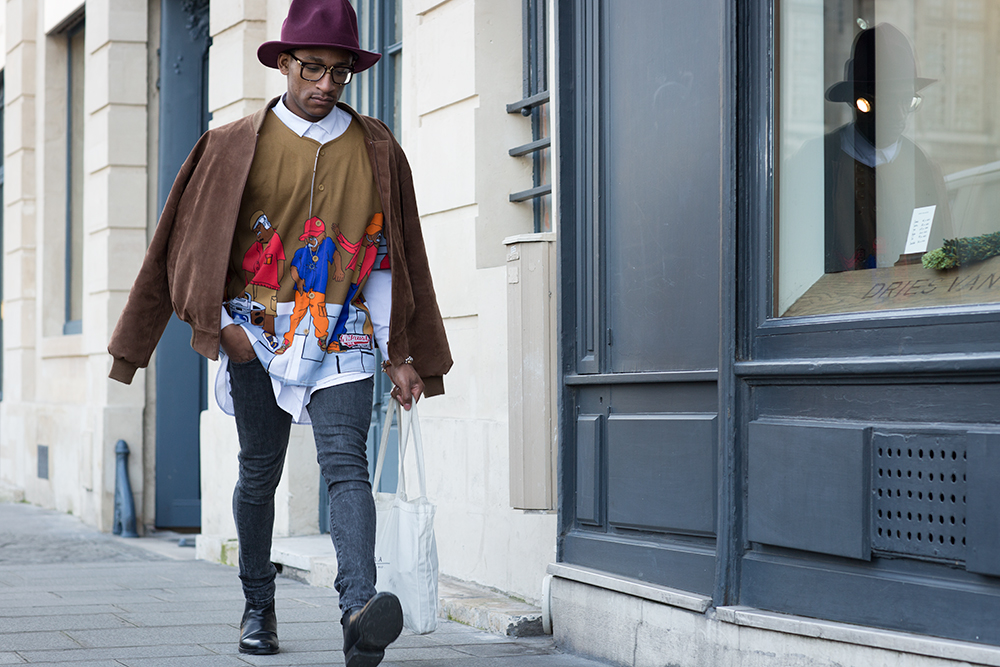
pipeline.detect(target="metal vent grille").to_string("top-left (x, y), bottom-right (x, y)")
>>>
top-left (872, 434), bottom-right (966, 562)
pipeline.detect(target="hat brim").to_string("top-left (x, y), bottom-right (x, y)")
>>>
top-left (826, 76), bottom-right (937, 103)
top-left (258, 41), bottom-right (381, 74)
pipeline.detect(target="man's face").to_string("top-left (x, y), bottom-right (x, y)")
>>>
top-left (277, 47), bottom-right (356, 122)
top-left (854, 84), bottom-right (916, 148)
top-left (307, 231), bottom-right (325, 249)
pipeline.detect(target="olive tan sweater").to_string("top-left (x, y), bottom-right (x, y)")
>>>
top-left (108, 98), bottom-right (452, 396)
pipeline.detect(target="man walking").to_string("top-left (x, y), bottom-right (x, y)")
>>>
top-left (107, 1), bottom-right (452, 665)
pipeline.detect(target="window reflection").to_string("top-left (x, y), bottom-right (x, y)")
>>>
top-left (777, 2), bottom-right (1000, 317)
top-left (822, 23), bottom-right (952, 273)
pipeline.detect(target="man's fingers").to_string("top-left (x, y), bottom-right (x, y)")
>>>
top-left (390, 384), bottom-right (411, 408)
top-left (387, 364), bottom-right (424, 410)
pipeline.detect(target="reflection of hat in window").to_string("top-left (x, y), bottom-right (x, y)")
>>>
top-left (825, 23), bottom-right (936, 102)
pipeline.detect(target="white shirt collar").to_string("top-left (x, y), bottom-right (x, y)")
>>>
top-left (272, 95), bottom-right (351, 143)
top-left (841, 123), bottom-right (901, 168)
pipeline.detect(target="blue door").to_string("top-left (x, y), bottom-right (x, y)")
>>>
top-left (557, 0), bottom-right (723, 595)
top-left (154, 0), bottom-right (211, 529)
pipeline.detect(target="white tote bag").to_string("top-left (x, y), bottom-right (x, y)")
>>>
top-left (372, 399), bottom-right (439, 634)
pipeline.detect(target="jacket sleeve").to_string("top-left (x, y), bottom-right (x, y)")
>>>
top-left (107, 136), bottom-right (205, 384)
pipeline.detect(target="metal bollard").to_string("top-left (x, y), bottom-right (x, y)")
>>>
top-left (113, 439), bottom-right (139, 537)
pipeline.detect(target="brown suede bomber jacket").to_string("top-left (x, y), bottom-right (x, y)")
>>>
top-left (108, 98), bottom-right (452, 396)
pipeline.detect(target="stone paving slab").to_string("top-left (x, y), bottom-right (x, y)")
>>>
top-left (112, 598), bottom-right (318, 615)
top-left (0, 631), bottom-right (84, 652)
top-left (0, 604), bottom-right (124, 618)
top-left (65, 625), bottom-right (242, 649)
top-left (17, 645), bottom-right (221, 663)
top-left (0, 503), bottom-right (609, 666)
top-left (0, 613), bottom-right (139, 634)
top-left (119, 657), bottom-right (250, 667)
top-left (395, 658), bottom-right (606, 667)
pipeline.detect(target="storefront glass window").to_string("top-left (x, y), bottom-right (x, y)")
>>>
top-left (777, 1), bottom-right (1000, 317)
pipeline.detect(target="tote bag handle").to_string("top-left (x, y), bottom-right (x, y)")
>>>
top-left (372, 399), bottom-right (427, 499)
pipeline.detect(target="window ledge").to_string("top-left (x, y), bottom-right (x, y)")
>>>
top-left (547, 562), bottom-right (712, 613)
top-left (504, 232), bottom-right (556, 245)
top-left (716, 605), bottom-right (1000, 666)
top-left (735, 352), bottom-right (1000, 378)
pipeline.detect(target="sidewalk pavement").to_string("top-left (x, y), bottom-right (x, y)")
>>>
top-left (0, 502), bottom-right (606, 667)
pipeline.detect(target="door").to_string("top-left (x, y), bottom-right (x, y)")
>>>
top-left (557, 0), bottom-right (725, 594)
top-left (154, 0), bottom-right (211, 529)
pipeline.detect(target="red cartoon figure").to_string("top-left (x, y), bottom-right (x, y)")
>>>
top-left (242, 211), bottom-right (286, 297)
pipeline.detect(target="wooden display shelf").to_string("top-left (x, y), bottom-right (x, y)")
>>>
top-left (782, 255), bottom-right (1000, 317)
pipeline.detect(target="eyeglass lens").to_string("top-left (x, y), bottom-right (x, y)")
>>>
top-left (295, 57), bottom-right (353, 84)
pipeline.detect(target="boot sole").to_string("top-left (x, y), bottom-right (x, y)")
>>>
top-left (238, 643), bottom-right (279, 655)
top-left (344, 593), bottom-right (403, 667)
top-left (345, 646), bottom-right (386, 667)
top-left (356, 592), bottom-right (404, 650)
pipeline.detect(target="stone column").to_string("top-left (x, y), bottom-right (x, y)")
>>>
top-left (0, 0), bottom-right (39, 499)
top-left (208, 0), bottom-right (270, 126)
top-left (86, 0), bottom-right (149, 530)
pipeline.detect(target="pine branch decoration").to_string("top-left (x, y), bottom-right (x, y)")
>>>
top-left (922, 231), bottom-right (1000, 270)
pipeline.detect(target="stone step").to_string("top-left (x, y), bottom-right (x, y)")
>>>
top-left (266, 534), bottom-right (545, 637)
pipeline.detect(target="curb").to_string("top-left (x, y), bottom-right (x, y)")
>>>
top-left (264, 535), bottom-right (546, 637)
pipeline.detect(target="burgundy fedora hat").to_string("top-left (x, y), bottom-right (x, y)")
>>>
top-left (258, 0), bottom-right (381, 73)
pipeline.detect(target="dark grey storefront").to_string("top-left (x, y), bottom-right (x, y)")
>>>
top-left (555, 0), bottom-right (1000, 649)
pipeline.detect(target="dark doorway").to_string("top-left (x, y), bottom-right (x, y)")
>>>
top-left (154, 0), bottom-right (211, 529)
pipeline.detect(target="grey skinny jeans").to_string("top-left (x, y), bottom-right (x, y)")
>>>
top-left (228, 357), bottom-right (377, 613)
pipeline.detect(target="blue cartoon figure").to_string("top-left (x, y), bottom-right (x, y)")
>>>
top-left (277, 216), bottom-right (346, 353)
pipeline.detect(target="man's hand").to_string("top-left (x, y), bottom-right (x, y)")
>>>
top-left (221, 324), bottom-right (256, 363)
top-left (290, 266), bottom-right (305, 293)
top-left (387, 362), bottom-right (424, 411)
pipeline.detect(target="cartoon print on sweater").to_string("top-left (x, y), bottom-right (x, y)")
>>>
top-left (328, 212), bottom-right (383, 352)
top-left (277, 216), bottom-right (346, 354)
top-left (240, 211), bottom-right (286, 338)
top-left (243, 211), bottom-right (286, 291)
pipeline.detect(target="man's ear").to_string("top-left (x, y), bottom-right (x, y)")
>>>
top-left (277, 52), bottom-right (292, 75)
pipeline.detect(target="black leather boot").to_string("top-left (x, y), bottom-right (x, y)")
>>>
top-left (239, 600), bottom-right (279, 655)
top-left (342, 592), bottom-right (403, 667)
